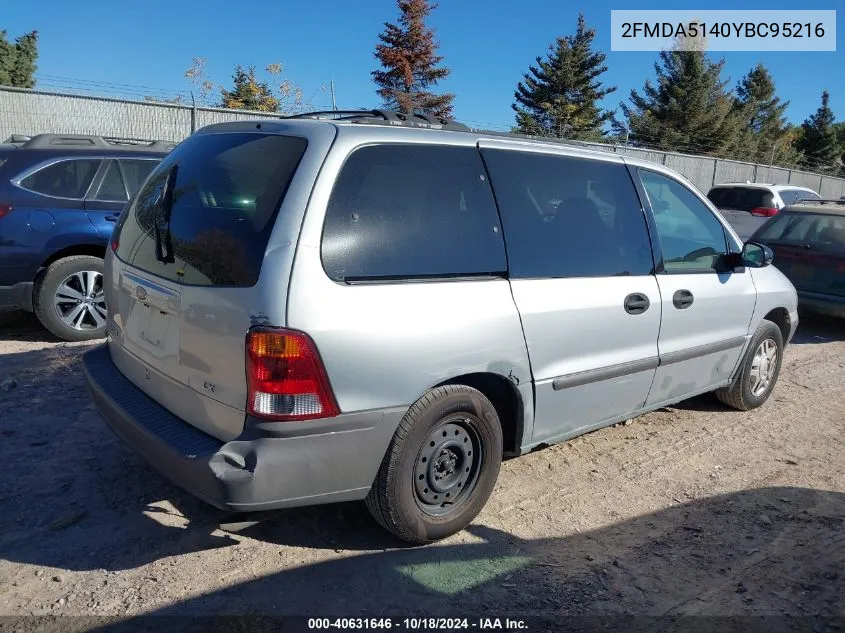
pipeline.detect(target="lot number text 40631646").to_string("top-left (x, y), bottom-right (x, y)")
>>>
top-left (307, 618), bottom-right (528, 630)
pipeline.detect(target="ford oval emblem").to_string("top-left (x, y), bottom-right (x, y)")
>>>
top-left (135, 286), bottom-right (148, 301)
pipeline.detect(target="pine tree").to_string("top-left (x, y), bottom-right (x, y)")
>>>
top-left (372, 0), bottom-right (454, 118)
top-left (835, 121), bottom-right (845, 173)
top-left (10, 31), bottom-right (38, 88)
top-left (0, 32), bottom-right (14, 86)
top-left (731, 63), bottom-right (797, 164)
top-left (796, 91), bottom-right (841, 173)
top-left (220, 65), bottom-right (278, 112)
top-left (0, 29), bottom-right (38, 88)
top-left (513, 14), bottom-right (615, 140)
top-left (615, 42), bottom-right (738, 155)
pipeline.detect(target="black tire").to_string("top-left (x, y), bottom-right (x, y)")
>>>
top-left (34, 255), bottom-right (107, 342)
top-left (366, 385), bottom-right (503, 544)
top-left (715, 319), bottom-right (784, 411)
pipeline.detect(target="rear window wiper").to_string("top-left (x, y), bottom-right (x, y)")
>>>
top-left (154, 166), bottom-right (178, 264)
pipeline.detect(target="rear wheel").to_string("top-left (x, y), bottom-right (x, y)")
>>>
top-left (34, 255), bottom-right (107, 342)
top-left (715, 319), bottom-right (783, 411)
top-left (366, 385), bottom-right (503, 544)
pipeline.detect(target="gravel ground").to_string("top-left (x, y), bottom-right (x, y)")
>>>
top-left (0, 308), bottom-right (843, 623)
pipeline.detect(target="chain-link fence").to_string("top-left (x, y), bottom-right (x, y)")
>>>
top-left (0, 85), bottom-right (288, 143)
top-left (573, 140), bottom-right (845, 200)
top-left (2, 85), bottom-right (845, 198)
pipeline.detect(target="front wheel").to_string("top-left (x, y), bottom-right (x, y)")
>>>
top-left (715, 319), bottom-right (784, 411)
top-left (366, 385), bottom-right (503, 544)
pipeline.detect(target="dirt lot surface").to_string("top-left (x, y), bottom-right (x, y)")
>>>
top-left (0, 309), bottom-right (843, 624)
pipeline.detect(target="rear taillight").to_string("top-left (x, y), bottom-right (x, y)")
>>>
top-left (0, 204), bottom-right (12, 219)
top-left (751, 207), bottom-right (779, 217)
top-left (110, 238), bottom-right (119, 252)
top-left (246, 328), bottom-right (339, 422)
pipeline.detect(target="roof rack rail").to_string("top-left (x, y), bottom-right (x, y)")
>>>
top-left (286, 109), bottom-right (382, 120)
top-left (287, 109), bottom-right (470, 131)
top-left (19, 134), bottom-right (177, 152)
top-left (3, 134), bottom-right (32, 145)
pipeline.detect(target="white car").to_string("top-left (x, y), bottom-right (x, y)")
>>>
top-left (707, 183), bottom-right (822, 239)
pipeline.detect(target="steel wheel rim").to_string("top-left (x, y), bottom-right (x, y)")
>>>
top-left (414, 416), bottom-right (483, 517)
top-left (749, 338), bottom-right (778, 397)
top-left (54, 271), bottom-right (106, 331)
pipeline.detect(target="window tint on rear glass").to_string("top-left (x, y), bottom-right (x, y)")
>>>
top-left (480, 149), bottom-right (653, 278)
top-left (114, 133), bottom-right (307, 286)
top-left (20, 159), bottom-right (101, 199)
top-left (757, 213), bottom-right (845, 253)
top-left (321, 144), bottom-right (506, 281)
top-left (706, 188), bottom-right (730, 207)
top-left (707, 187), bottom-right (773, 211)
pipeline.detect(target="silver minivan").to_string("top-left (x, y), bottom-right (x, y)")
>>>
top-left (83, 111), bottom-right (798, 543)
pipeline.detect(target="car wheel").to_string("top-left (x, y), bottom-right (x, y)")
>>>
top-left (715, 319), bottom-right (784, 411)
top-left (366, 385), bottom-right (503, 544)
top-left (34, 255), bottom-right (107, 342)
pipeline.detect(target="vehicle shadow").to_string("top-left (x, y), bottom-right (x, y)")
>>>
top-left (790, 313), bottom-right (845, 345)
top-left (0, 344), bottom-right (400, 574)
top-left (2, 315), bottom-right (843, 579)
top-left (666, 393), bottom-right (732, 414)
top-left (0, 309), bottom-right (61, 343)
top-left (667, 315), bottom-right (841, 414)
top-left (84, 486), bottom-right (844, 630)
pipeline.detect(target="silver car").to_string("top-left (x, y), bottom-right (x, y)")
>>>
top-left (83, 111), bottom-right (799, 544)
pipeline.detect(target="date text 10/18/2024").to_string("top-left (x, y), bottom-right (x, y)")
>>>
top-left (308, 618), bottom-right (528, 630)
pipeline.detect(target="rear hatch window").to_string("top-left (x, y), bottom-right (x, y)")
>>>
top-left (707, 187), bottom-right (773, 211)
top-left (114, 132), bottom-right (307, 286)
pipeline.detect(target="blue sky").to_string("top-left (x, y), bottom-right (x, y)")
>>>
top-left (4, 0), bottom-right (843, 131)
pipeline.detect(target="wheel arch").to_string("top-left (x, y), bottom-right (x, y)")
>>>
top-left (762, 307), bottom-right (791, 344)
top-left (433, 372), bottom-right (525, 457)
top-left (39, 243), bottom-right (107, 274)
top-left (31, 244), bottom-right (108, 308)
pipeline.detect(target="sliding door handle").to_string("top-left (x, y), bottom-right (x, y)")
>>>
top-left (624, 293), bottom-right (650, 315)
top-left (673, 290), bottom-right (694, 309)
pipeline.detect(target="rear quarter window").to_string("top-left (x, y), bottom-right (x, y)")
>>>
top-left (321, 144), bottom-right (506, 281)
top-left (119, 159), bottom-right (159, 197)
top-left (114, 133), bottom-right (307, 286)
top-left (780, 189), bottom-right (820, 205)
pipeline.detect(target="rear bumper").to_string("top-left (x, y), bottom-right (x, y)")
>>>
top-left (83, 344), bottom-right (405, 512)
top-left (0, 282), bottom-right (33, 311)
top-left (798, 291), bottom-right (845, 319)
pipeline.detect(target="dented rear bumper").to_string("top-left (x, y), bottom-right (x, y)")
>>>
top-left (82, 344), bottom-right (404, 512)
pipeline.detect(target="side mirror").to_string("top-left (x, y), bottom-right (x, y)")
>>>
top-left (741, 242), bottom-right (774, 268)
